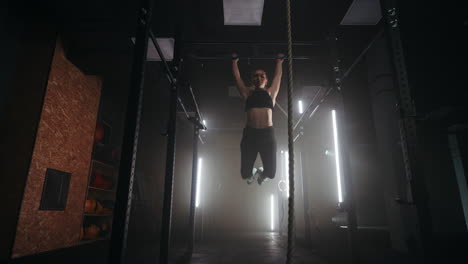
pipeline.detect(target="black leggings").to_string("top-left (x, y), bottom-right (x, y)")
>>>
top-left (240, 126), bottom-right (277, 179)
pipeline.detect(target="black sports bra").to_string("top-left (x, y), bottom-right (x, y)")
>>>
top-left (245, 89), bottom-right (274, 111)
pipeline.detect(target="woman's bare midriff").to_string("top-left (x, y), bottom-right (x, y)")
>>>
top-left (246, 108), bottom-right (273, 128)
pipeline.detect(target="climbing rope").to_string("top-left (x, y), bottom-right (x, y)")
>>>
top-left (285, 0), bottom-right (295, 263)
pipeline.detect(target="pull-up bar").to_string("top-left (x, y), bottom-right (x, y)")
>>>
top-left (187, 54), bottom-right (315, 61)
top-left (184, 40), bottom-right (323, 46)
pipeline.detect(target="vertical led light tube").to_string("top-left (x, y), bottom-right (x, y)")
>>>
top-left (332, 110), bottom-right (343, 203)
top-left (196, 158), bottom-right (203, 207)
top-left (270, 194), bottom-right (275, 231)
top-left (298, 100), bottom-right (304, 114)
top-left (284, 151), bottom-right (290, 198)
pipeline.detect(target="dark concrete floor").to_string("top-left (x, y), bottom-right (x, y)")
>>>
top-left (11, 229), bottom-right (466, 264)
top-left (188, 232), bottom-right (326, 264)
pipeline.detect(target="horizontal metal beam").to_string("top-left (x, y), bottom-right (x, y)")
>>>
top-left (186, 55), bottom-right (316, 60)
top-left (184, 41), bottom-right (324, 46)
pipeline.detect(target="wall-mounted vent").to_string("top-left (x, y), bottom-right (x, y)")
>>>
top-left (223, 0), bottom-right (264, 26)
top-left (340, 0), bottom-right (382, 25)
top-left (39, 168), bottom-right (71, 211)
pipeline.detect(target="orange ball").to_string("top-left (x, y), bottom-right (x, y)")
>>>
top-left (94, 123), bottom-right (105, 144)
top-left (85, 200), bottom-right (97, 214)
top-left (84, 224), bottom-right (100, 240)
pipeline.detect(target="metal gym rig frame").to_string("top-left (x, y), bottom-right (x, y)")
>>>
top-left (109, 0), bottom-right (429, 263)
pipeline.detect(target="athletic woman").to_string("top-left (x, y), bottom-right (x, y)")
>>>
top-left (232, 53), bottom-right (284, 185)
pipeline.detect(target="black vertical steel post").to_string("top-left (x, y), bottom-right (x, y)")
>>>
top-left (109, 0), bottom-right (152, 263)
top-left (330, 35), bottom-right (360, 264)
top-left (159, 2), bottom-right (184, 260)
top-left (159, 80), bottom-right (178, 264)
top-left (380, 0), bottom-right (430, 259)
top-left (188, 117), bottom-right (200, 255)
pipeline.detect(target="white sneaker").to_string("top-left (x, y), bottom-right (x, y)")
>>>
top-left (246, 168), bottom-right (257, 185)
top-left (256, 167), bottom-right (268, 185)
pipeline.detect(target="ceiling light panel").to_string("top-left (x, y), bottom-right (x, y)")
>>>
top-left (147, 38), bottom-right (174, 61)
top-left (132, 37), bottom-right (175, 61)
top-left (223, 0), bottom-right (265, 26)
top-left (340, 0), bottom-right (382, 25)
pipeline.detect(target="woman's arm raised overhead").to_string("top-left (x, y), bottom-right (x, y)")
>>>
top-left (231, 53), bottom-right (250, 101)
top-left (269, 53), bottom-right (285, 104)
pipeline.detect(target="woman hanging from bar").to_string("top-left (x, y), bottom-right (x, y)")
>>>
top-left (231, 53), bottom-right (284, 185)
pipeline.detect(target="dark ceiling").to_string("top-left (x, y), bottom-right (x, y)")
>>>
top-left (52, 0), bottom-right (373, 131)
top-left (54, 0), bottom-right (354, 40)
top-left (8, 0), bottom-right (383, 132)
top-left (20, 0), bottom-right (355, 61)
top-left (157, 0), bottom-right (354, 42)
top-left (6, 0), bottom-right (466, 131)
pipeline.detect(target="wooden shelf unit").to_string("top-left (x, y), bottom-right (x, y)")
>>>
top-left (81, 157), bottom-right (118, 242)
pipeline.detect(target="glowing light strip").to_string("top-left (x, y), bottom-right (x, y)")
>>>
top-left (332, 110), bottom-right (343, 203)
top-left (196, 158), bottom-right (203, 207)
top-left (298, 100), bottom-right (304, 114)
top-left (270, 194), bottom-right (274, 231)
top-left (284, 151), bottom-right (289, 198)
